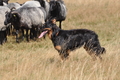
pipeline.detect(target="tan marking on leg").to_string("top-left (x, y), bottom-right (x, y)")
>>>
top-left (65, 50), bottom-right (71, 60)
top-left (97, 55), bottom-right (102, 62)
top-left (67, 49), bottom-right (71, 53)
top-left (86, 50), bottom-right (97, 61)
top-left (59, 53), bottom-right (69, 62)
top-left (91, 54), bottom-right (97, 61)
top-left (59, 54), bottom-right (65, 60)
top-left (84, 46), bottom-right (96, 61)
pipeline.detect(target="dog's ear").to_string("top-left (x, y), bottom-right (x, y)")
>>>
top-left (51, 19), bottom-right (56, 24)
top-left (44, 28), bottom-right (51, 31)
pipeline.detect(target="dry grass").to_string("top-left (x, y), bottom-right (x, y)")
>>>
top-left (0, 0), bottom-right (120, 80)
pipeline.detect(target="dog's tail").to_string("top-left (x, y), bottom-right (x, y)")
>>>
top-left (84, 39), bottom-right (106, 55)
top-left (95, 47), bottom-right (106, 56)
top-left (84, 43), bottom-right (106, 55)
top-left (100, 47), bottom-right (106, 54)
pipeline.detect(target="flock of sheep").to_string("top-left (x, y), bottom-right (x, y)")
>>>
top-left (0, 0), bottom-right (67, 45)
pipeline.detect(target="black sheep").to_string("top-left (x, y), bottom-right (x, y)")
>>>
top-left (49, 0), bottom-right (67, 29)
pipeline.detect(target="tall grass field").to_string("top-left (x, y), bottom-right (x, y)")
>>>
top-left (0, 0), bottom-right (120, 80)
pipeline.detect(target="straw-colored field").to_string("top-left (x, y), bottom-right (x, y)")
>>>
top-left (0, 0), bottom-right (120, 80)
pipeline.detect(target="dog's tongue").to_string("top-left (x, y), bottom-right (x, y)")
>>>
top-left (38, 31), bottom-right (48, 38)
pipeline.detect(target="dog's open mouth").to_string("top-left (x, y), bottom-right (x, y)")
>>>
top-left (38, 30), bottom-right (48, 38)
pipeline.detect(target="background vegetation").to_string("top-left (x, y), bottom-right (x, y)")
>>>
top-left (0, 0), bottom-right (120, 80)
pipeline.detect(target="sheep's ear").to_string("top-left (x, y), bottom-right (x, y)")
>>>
top-left (11, 7), bottom-right (16, 11)
top-left (51, 19), bottom-right (56, 24)
top-left (5, 11), bottom-right (8, 14)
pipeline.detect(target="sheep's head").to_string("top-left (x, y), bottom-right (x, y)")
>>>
top-left (4, 9), bottom-right (21, 25)
top-left (49, 0), bottom-right (58, 11)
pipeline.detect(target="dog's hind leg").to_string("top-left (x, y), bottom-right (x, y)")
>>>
top-left (87, 51), bottom-right (97, 61)
top-left (84, 38), bottom-right (105, 61)
top-left (84, 43), bottom-right (95, 60)
top-left (96, 54), bottom-right (102, 62)
top-left (98, 55), bottom-right (102, 62)
top-left (91, 53), bottom-right (97, 61)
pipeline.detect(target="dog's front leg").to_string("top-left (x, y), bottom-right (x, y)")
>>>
top-left (59, 52), bottom-right (69, 61)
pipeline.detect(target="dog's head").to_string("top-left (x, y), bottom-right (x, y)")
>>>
top-left (39, 19), bottom-right (60, 39)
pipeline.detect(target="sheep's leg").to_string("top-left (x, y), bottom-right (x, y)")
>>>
top-left (0, 32), bottom-right (3, 45)
top-left (21, 28), bottom-right (24, 40)
top-left (26, 29), bottom-right (29, 42)
top-left (33, 28), bottom-right (36, 40)
top-left (59, 21), bottom-right (62, 29)
top-left (6, 25), bottom-right (11, 36)
top-left (4, 30), bottom-right (7, 43)
top-left (16, 29), bottom-right (19, 43)
top-left (30, 27), bottom-right (35, 40)
top-left (30, 28), bottom-right (33, 39)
